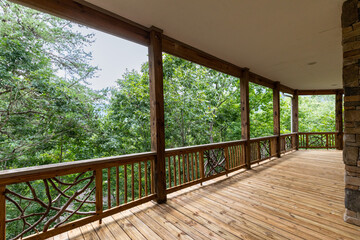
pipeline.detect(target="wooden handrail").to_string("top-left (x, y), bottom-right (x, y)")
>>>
top-left (280, 133), bottom-right (298, 137)
top-left (298, 131), bottom-right (339, 134)
top-left (249, 135), bottom-right (278, 142)
top-left (165, 139), bottom-right (247, 155)
top-left (0, 152), bottom-right (156, 185)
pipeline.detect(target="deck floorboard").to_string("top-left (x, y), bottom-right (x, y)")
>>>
top-left (61, 150), bottom-right (360, 240)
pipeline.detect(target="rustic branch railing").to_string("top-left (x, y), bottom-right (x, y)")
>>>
top-left (164, 140), bottom-right (246, 194)
top-left (0, 153), bottom-right (156, 240)
top-left (249, 136), bottom-right (278, 164)
top-left (298, 132), bottom-right (337, 149)
top-left (280, 133), bottom-right (298, 153)
top-left (0, 134), bottom-right (308, 239)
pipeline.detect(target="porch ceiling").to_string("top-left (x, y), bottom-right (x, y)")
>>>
top-left (84, 0), bottom-right (344, 90)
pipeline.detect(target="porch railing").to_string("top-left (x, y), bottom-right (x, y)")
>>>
top-left (0, 153), bottom-right (156, 240)
top-left (249, 136), bottom-right (278, 163)
top-left (280, 133), bottom-right (298, 153)
top-left (164, 140), bottom-right (246, 194)
top-left (1, 132), bottom-right (337, 240)
top-left (298, 132), bottom-right (339, 149)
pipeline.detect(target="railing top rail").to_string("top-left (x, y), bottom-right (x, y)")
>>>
top-left (0, 152), bottom-right (156, 185)
top-left (249, 135), bottom-right (278, 142)
top-left (298, 131), bottom-right (339, 134)
top-left (280, 133), bottom-right (298, 137)
top-left (165, 139), bottom-right (247, 154)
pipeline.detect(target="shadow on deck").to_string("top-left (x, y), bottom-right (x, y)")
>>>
top-left (52, 150), bottom-right (360, 240)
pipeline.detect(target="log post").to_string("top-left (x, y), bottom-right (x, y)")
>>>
top-left (149, 26), bottom-right (166, 203)
top-left (224, 147), bottom-right (229, 176)
top-left (241, 68), bottom-right (251, 169)
top-left (336, 90), bottom-right (343, 150)
top-left (292, 90), bottom-right (299, 150)
top-left (273, 82), bottom-right (281, 158)
top-left (199, 151), bottom-right (205, 183)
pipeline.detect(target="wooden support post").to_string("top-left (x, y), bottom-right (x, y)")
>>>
top-left (292, 90), bottom-right (299, 150)
top-left (95, 169), bottom-right (103, 224)
top-left (0, 185), bottom-right (6, 240)
top-left (199, 151), bottom-right (205, 184)
top-left (149, 26), bottom-right (166, 204)
top-left (224, 147), bottom-right (229, 176)
top-left (241, 68), bottom-right (251, 169)
top-left (336, 90), bottom-right (343, 150)
top-left (306, 134), bottom-right (309, 149)
top-left (326, 134), bottom-right (329, 149)
top-left (273, 82), bottom-right (281, 158)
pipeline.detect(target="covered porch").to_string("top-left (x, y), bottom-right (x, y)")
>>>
top-left (1, 0), bottom-right (360, 239)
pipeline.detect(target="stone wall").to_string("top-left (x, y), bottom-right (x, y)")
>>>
top-left (342, 0), bottom-right (360, 226)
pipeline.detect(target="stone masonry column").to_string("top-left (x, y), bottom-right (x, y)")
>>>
top-left (342, 0), bottom-right (360, 226)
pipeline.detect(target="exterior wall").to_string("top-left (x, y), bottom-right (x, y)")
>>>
top-left (342, 0), bottom-right (360, 226)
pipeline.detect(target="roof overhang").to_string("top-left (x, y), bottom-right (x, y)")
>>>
top-left (82, 0), bottom-right (345, 90)
top-left (11, 0), bottom-right (345, 92)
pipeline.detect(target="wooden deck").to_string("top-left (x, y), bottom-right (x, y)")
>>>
top-left (52, 150), bottom-right (360, 240)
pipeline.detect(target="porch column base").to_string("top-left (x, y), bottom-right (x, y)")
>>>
top-left (344, 165), bottom-right (360, 226)
top-left (344, 212), bottom-right (360, 226)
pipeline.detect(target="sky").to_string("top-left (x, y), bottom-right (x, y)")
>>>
top-left (78, 27), bottom-right (148, 90)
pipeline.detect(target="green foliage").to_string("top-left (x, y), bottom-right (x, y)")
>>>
top-left (0, 0), bottom-right (104, 170)
top-left (299, 95), bottom-right (336, 132)
top-left (249, 83), bottom-right (274, 138)
top-left (280, 94), bottom-right (292, 134)
top-left (163, 54), bottom-right (240, 148)
top-left (102, 66), bottom-right (151, 155)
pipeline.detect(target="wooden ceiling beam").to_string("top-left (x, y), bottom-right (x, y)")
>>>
top-left (280, 84), bottom-right (295, 95)
top-left (11, 0), bottom-right (150, 46)
top-left (298, 89), bottom-right (344, 95)
top-left (162, 36), bottom-right (243, 78)
top-left (248, 72), bottom-right (275, 89)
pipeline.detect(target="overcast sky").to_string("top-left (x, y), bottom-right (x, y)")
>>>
top-left (79, 27), bottom-right (148, 90)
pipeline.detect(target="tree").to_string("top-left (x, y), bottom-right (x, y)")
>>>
top-left (0, 0), bottom-right (101, 169)
top-left (163, 54), bottom-right (240, 148)
top-left (249, 83), bottom-right (274, 138)
top-left (298, 95), bottom-right (335, 132)
top-left (102, 66), bottom-right (151, 156)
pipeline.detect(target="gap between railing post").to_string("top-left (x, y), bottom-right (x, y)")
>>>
top-left (95, 169), bottom-right (103, 224)
top-left (0, 185), bottom-right (6, 240)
